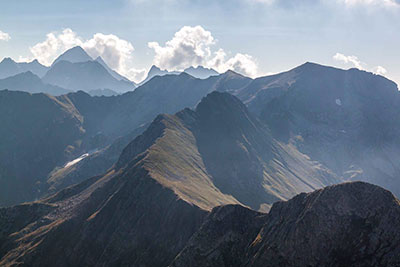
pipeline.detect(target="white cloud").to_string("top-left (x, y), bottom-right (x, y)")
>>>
top-left (209, 49), bottom-right (259, 77)
top-left (148, 25), bottom-right (259, 77)
top-left (26, 28), bottom-right (147, 83)
top-left (148, 26), bottom-right (215, 71)
top-left (340, 0), bottom-right (400, 6)
top-left (26, 26), bottom-right (260, 82)
top-left (125, 67), bottom-right (147, 83)
top-left (83, 33), bottom-right (134, 75)
top-left (249, 0), bottom-right (400, 7)
top-left (333, 52), bottom-right (364, 69)
top-left (0, 30), bottom-right (11, 41)
top-left (29, 29), bottom-right (82, 66)
top-left (373, 65), bottom-right (387, 75)
top-left (333, 52), bottom-right (389, 77)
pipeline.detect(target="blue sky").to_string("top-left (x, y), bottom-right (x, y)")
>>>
top-left (0, 0), bottom-right (399, 84)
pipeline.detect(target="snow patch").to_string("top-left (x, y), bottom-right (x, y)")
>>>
top-left (64, 153), bottom-right (89, 168)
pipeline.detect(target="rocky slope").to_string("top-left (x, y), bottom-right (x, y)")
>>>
top-left (240, 62), bottom-right (400, 196)
top-left (0, 91), bottom-right (339, 266)
top-left (0, 71), bottom-right (251, 207)
top-left (117, 91), bottom-right (339, 211)
top-left (0, 90), bottom-right (84, 206)
top-left (3, 61), bottom-right (400, 209)
top-left (171, 182), bottom-right (400, 267)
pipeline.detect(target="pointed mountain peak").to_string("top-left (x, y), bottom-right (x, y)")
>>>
top-left (52, 46), bottom-right (93, 66)
top-left (148, 65), bottom-right (162, 73)
top-left (149, 65), bottom-right (160, 70)
top-left (1, 57), bottom-right (16, 64)
top-left (222, 69), bottom-right (245, 77)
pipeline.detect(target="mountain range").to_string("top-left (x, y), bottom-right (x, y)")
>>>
top-left (1, 59), bottom-right (400, 266)
top-left (2, 62), bottom-right (400, 208)
top-left (0, 47), bottom-right (136, 95)
top-left (0, 72), bottom-right (71, 95)
top-left (1, 91), bottom-right (399, 266)
top-left (140, 65), bottom-right (219, 85)
top-left (0, 57), bottom-right (49, 79)
top-left (0, 46), bottom-right (221, 96)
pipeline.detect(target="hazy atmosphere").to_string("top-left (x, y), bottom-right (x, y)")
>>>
top-left (0, 0), bottom-right (399, 84)
top-left (1, 1), bottom-right (400, 266)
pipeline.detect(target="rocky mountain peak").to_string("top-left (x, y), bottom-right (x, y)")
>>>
top-left (172, 182), bottom-right (400, 267)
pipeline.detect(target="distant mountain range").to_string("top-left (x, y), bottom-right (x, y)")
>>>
top-left (0, 71), bottom-right (71, 95)
top-left (2, 92), bottom-right (399, 266)
top-left (1, 61), bottom-right (400, 266)
top-left (0, 46), bottom-right (223, 96)
top-left (1, 62), bottom-right (400, 207)
top-left (0, 57), bottom-right (49, 79)
top-left (42, 60), bottom-right (135, 93)
top-left (140, 65), bottom-right (219, 85)
top-left (0, 46), bottom-right (136, 95)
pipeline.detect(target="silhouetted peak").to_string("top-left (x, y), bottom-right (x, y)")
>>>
top-left (1, 57), bottom-right (16, 64)
top-left (148, 65), bottom-right (161, 73)
top-left (52, 46), bottom-right (93, 66)
top-left (195, 91), bottom-right (249, 122)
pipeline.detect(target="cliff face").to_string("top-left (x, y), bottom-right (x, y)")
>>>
top-left (171, 182), bottom-right (400, 267)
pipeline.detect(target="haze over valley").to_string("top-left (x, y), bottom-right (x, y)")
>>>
top-left (1, 1), bottom-right (400, 266)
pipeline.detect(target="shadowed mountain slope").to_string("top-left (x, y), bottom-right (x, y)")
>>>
top-left (0, 71), bottom-right (251, 207)
top-left (0, 72), bottom-right (71, 95)
top-left (171, 182), bottom-right (400, 267)
top-left (0, 58), bottom-right (49, 79)
top-left (3, 62), bottom-right (400, 209)
top-left (239, 62), bottom-right (400, 196)
top-left (0, 90), bottom-right (84, 206)
top-left (0, 91), bottom-right (339, 266)
top-left (43, 60), bottom-right (135, 93)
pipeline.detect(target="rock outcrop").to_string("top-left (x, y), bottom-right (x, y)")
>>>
top-left (172, 182), bottom-right (400, 267)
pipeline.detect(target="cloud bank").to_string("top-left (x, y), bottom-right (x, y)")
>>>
top-left (148, 26), bottom-right (259, 77)
top-left (0, 30), bottom-right (11, 41)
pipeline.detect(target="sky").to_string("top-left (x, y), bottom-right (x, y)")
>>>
top-left (0, 0), bottom-right (399, 84)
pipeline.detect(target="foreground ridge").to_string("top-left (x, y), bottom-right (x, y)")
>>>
top-left (171, 181), bottom-right (400, 267)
